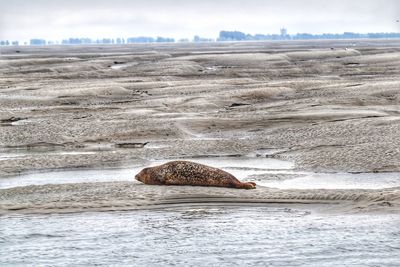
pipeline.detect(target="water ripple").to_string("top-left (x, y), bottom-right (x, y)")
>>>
top-left (1, 207), bottom-right (399, 266)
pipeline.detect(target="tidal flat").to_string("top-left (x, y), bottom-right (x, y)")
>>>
top-left (1, 40), bottom-right (400, 266)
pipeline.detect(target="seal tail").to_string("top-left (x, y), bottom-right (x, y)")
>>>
top-left (236, 182), bottom-right (256, 190)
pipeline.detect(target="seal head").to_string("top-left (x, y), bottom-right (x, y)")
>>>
top-left (135, 167), bottom-right (165, 185)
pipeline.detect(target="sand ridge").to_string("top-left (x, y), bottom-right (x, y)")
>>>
top-left (1, 182), bottom-right (399, 215)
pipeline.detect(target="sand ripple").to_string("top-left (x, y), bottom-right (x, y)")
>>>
top-left (1, 182), bottom-right (399, 214)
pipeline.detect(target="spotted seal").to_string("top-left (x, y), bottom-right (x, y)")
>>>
top-left (135, 160), bottom-right (256, 189)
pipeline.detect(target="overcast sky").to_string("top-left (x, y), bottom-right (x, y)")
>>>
top-left (1, 0), bottom-right (399, 41)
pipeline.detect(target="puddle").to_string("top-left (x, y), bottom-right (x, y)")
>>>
top-left (144, 143), bottom-right (170, 149)
top-left (0, 167), bottom-right (138, 189)
top-left (110, 62), bottom-right (138, 70)
top-left (257, 171), bottom-right (400, 189)
top-left (202, 66), bottom-right (219, 73)
top-left (9, 119), bottom-right (31, 126)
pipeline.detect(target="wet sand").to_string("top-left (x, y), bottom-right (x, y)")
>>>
top-left (1, 182), bottom-right (399, 215)
top-left (1, 40), bottom-right (400, 213)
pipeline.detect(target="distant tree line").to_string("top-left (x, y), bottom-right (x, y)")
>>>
top-left (218, 31), bottom-right (249, 41)
top-left (2, 30), bottom-right (400, 46)
top-left (0, 37), bottom-right (177, 46)
top-left (0, 40), bottom-right (19, 46)
top-left (218, 30), bottom-right (400, 41)
top-left (59, 37), bottom-right (175, 45)
top-left (0, 35), bottom-right (212, 46)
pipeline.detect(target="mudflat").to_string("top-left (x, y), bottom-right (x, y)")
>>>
top-left (1, 40), bottom-right (400, 213)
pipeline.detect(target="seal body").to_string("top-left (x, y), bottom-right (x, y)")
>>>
top-left (135, 161), bottom-right (256, 189)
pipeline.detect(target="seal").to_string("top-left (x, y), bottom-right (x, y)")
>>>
top-left (135, 160), bottom-right (256, 189)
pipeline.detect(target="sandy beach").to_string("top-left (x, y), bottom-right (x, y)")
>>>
top-left (1, 40), bottom-right (400, 214)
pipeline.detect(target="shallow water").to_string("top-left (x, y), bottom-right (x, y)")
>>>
top-left (1, 156), bottom-right (400, 190)
top-left (258, 171), bottom-right (400, 189)
top-left (1, 206), bottom-right (399, 267)
top-left (110, 62), bottom-right (139, 70)
top-left (0, 167), bottom-right (136, 189)
top-left (0, 156), bottom-right (293, 189)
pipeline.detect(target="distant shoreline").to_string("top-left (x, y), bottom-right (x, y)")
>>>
top-left (2, 30), bottom-right (400, 46)
top-left (2, 38), bottom-right (400, 49)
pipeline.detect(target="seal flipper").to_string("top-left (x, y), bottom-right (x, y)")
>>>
top-left (236, 182), bottom-right (256, 190)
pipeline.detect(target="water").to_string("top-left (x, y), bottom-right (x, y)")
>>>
top-left (110, 62), bottom-right (138, 70)
top-left (0, 167), bottom-right (137, 189)
top-left (1, 156), bottom-right (400, 190)
top-left (0, 156), bottom-right (293, 189)
top-left (1, 206), bottom-right (399, 266)
top-left (258, 172), bottom-right (400, 189)
top-left (1, 157), bottom-right (400, 266)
